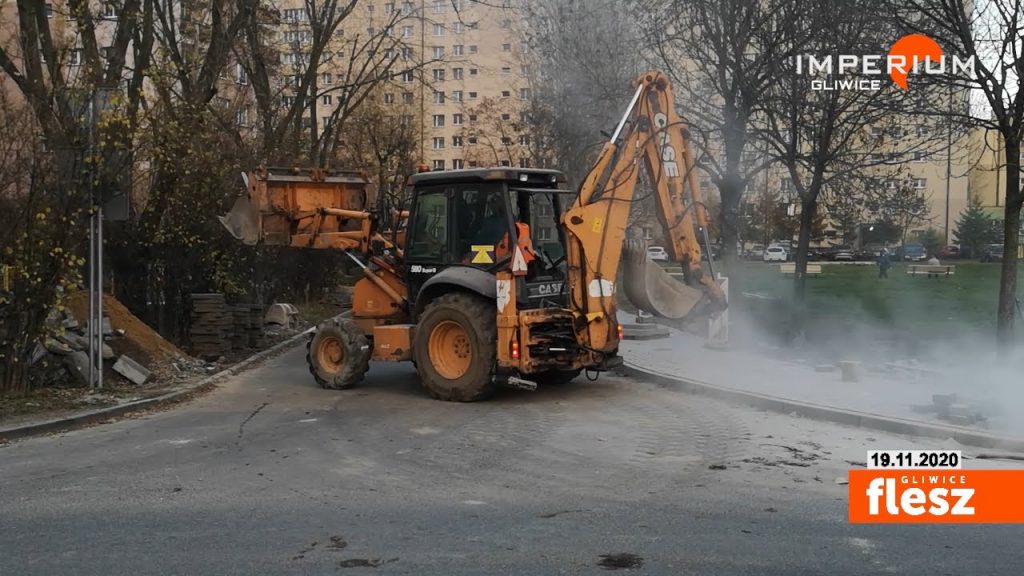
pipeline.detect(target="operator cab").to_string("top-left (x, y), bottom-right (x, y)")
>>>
top-left (403, 168), bottom-right (572, 310)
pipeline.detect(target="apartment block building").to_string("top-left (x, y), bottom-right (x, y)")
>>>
top-left (275, 0), bottom-right (532, 171)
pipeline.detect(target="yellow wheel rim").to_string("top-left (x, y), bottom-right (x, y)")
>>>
top-left (428, 320), bottom-right (472, 380)
top-left (316, 336), bottom-right (345, 375)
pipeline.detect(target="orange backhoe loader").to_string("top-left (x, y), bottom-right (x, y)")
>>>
top-left (221, 71), bottom-right (726, 401)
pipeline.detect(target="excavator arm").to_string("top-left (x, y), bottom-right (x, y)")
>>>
top-left (562, 71), bottom-right (727, 351)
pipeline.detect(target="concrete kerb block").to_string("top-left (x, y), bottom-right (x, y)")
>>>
top-left (112, 355), bottom-right (151, 385)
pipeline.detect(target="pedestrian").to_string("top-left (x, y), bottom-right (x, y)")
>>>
top-left (927, 255), bottom-right (940, 266)
top-left (877, 249), bottom-right (891, 279)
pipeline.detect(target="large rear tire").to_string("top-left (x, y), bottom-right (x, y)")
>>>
top-left (307, 318), bottom-right (370, 390)
top-left (414, 292), bottom-right (496, 402)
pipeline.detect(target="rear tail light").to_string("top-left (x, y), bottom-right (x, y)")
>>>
top-left (617, 324), bottom-right (624, 341)
top-left (511, 340), bottom-right (520, 360)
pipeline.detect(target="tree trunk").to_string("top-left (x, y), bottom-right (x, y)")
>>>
top-left (794, 198), bottom-right (816, 303)
top-left (997, 138), bottom-right (1022, 348)
top-left (717, 176), bottom-right (743, 267)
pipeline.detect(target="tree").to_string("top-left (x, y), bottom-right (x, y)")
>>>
top-left (758, 0), bottom-right (919, 308)
top-left (953, 197), bottom-right (1001, 258)
top-left (892, 0), bottom-right (1024, 346)
top-left (635, 0), bottom-right (803, 264)
top-left (338, 95), bottom-right (420, 212)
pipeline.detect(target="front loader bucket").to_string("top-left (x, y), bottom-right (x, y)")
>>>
top-left (622, 239), bottom-right (706, 320)
top-left (218, 196), bottom-right (261, 245)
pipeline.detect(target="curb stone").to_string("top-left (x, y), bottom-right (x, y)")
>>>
top-left (0, 326), bottom-right (317, 443)
top-left (620, 362), bottom-right (1024, 453)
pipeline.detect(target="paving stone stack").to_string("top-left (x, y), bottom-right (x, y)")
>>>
top-left (190, 293), bottom-right (230, 359)
top-left (228, 304), bottom-right (250, 352)
top-left (248, 303), bottom-right (265, 348)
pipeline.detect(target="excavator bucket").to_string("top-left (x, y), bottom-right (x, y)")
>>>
top-left (621, 238), bottom-right (707, 321)
top-left (219, 195), bottom-right (261, 245)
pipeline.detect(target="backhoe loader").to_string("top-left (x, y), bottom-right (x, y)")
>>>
top-left (221, 70), bottom-right (726, 401)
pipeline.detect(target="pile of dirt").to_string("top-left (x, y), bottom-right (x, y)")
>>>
top-left (67, 292), bottom-right (185, 366)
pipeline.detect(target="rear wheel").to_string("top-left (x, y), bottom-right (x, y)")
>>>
top-left (414, 292), bottom-right (496, 402)
top-left (306, 318), bottom-right (370, 390)
top-left (533, 368), bottom-right (582, 386)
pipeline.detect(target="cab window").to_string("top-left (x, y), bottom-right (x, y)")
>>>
top-left (407, 189), bottom-right (449, 262)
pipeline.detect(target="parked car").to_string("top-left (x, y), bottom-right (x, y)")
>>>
top-left (646, 245), bottom-right (669, 261)
top-left (980, 243), bottom-right (1004, 263)
top-left (898, 243), bottom-right (927, 262)
top-left (831, 246), bottom-right (855, 261)
top-left (937, 245), bottom-right (961, 259)
top-left (763, 245), bottom-right (788, 262)
top-left (746, 244), bottom-right (765, 260)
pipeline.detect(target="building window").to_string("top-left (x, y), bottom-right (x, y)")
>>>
top-left (432, 137), bottom-right (445, 149)
top-left (885, 179), bottom-right (898, 190)
top-left (520, 112), bottom-right (530, 122)
top-left (519, 135), bottom-right (529, 146)
top-left (452, 159), bottom-right (465, 169)
top-left (469, 114), bottom-right (477, 122)
top-left (101, 46), bottom-right (114, 60)
top-left (433, 69), bottom-right (445, 81)
top-left (402, 92), bottom-right (414, 104)
top-left (914, 178), bottom-right (928, 189)
top-left (916, 125), bottom-right (930, 137)
top-left (520, 41), bottom-right (530, 53)
top-left (384, 93), bottom-right (395, 104)
top-left (433, 23), bottom-right (446, 36)
top-left (500, 19), bottom-right (511, 29)
top-left (432, 46), bottom-right (445, 59)
top-left (400, 70), bottom-right (414, 82)
top-left (500, 90), bottom-right (511, 98)
top-left (468, 45), bottom-right (478, 54)
top-left (400, 114), bottom-right (414, 126)
top-left (501, 136), bottom-right (513, 145)
top-left (519, 88), bottom-right (530, 99)
top-left (366, 3), bottom-right (374, 12)
top-left (469, 68), bottom-right (478, 76)
top-left (322, 117), bottom-right (331, 129)
top-left (468, 91), bottom-right (477, 100)
top-left (282, 8), bottom-right (305, 22)
top-left (500, 160), bottom-right (511, 166)
top-left (870, 126), bottom-right (884, 137)
top-left (453, 113), bottom-right (463, 125)
top-left (236, 108), bottom-right (249, 127)
top-left (453, 22), bottom-right (464, 34)
top-left (501, 66), bottom-right (512, 74)
top-left (433, 159), bottom-right (445, 170)
top-left (453, 45), bottom-right (464, 56)
top-left (452, 136), bottom-right (463, 147)
top-left (453, 67), bottom-right (464, 80)
top-left (69, 49), bottom-right (83, 66)
top-left (384, 2), bottom-right (395, 13)
top-left (433, 114), bottom-right (445, 127)
top-left (468, 160), bottom-right (478, 167)
top-left (401, 26), bottom-right (414, 38)
top-left (520, 65), bottom-right (530, 76)
top-left (451, 90), bottom-right (463, 102)
top-left (433, 90), bottom-right (446, 104)
top-left (912, 151), bottom-right (928, 162)
top-left (468, 136), bottom-right (478, 144)
top-left (322, 95), bottom-right (332, 105)
top-left (432, 0), bottom-right (445, 13)
top-left (779, 178), bottom-right (792, 192)
top-left (502, 43), bottom-right (511, 52)
top-left (500, 113), bottom-right (511, 120)
top-left (45, 2), bottom-right (53, 17)
top-left (236, 63), bottom-right (248, 85)
top-left (402, 47), bottom-right (413, 60)
top-left (401, 1), bottom-right (413, 15)
top-left (537, 226), bottom-right (552, 240)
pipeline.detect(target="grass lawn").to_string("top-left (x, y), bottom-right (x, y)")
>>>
top-left (721, 261), bottom-right (1022, 354)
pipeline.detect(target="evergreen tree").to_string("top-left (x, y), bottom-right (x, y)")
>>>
top-left (953, 197), bottom-right (1001, 258)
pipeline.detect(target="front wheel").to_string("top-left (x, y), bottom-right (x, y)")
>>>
top-left (306, 318), bottom-right (370, 390)
top-left (414, 292), bottom-right (497, 402)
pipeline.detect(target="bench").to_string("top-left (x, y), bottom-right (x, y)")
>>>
top-left (779, 263), bottom-right (822, 275)
top-left (906, 265), bottom-right (955, 277)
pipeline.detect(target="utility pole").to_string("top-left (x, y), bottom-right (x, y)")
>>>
top-left (944, 84), bottom-right (953, 242)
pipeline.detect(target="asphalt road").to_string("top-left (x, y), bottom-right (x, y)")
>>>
top-left (2, 345), bottom-right (1022, 575)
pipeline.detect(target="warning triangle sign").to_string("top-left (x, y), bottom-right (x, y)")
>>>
top-left (511, 246), bottom-right (528, 276)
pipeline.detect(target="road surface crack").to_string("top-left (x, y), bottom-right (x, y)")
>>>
top-left (236, 402), bottom-right (269, 444)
